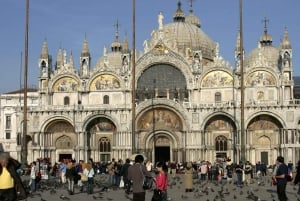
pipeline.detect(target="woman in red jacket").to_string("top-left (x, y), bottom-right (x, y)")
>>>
top-left (153, 162), bottom-right (168, 201)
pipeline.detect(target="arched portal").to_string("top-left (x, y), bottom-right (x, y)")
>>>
top-left (44, 120), bottom-right (75, 162)
top-left (144, 131), bottom-right (178, 164)
top-left (247, 114), bottom-right (283, 165)
top-left (86, 117), bottom-right (116, 162)
top-left (204, 115), bottom-right (237, 162)
top-left (138, 107), bottom-right (183, 163)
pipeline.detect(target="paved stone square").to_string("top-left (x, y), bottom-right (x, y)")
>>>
top-left (23, 174), bottom-right (300, 201)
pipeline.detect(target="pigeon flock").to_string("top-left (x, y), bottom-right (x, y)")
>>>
top-left (20, 173), bottom-right (299, 201)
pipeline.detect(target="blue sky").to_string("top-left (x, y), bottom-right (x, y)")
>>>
top-left (0, 0), bottom-right (299, 94)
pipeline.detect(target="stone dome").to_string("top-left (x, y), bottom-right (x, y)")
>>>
top-left (185, 13), bottom-right (201, 28)
top-left (245, 43), bottom-right (280, 69)
top-left (162, 22), bottom-right (216, 60)
top-left (149, 2), bottom-right (216, 61)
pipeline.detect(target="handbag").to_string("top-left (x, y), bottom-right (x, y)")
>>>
top-left (81, 172), bottom-right (88, 182)
top-left (151, 189), bottom-right (162, 201)
top-left (139, 165), bottom-right (153, 190)
top-left (119, 179), bottom-right (124, 188)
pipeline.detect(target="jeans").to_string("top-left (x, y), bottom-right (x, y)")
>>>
top-left (67, 178), bottom-right (74, 194)
top-left (30, 178), bottom-right (36, 192)
top-left (86, 178), bottom-right (94, 194)
top-left (236, 172), bottom-right (243, 187)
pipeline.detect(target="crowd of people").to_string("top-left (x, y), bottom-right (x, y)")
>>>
top-left (1, 152), bottom-right (300, 201)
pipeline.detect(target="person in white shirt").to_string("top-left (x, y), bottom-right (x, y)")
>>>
top-left (30, 161), bottom-right (38, 193)
top-left (200, 162), bottom-right (208, 180)
top-left (83, 162), bottom-right (95, 194)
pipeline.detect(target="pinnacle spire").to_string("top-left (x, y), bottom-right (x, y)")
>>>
top-left (40, 38), bottom-right (49, 59)
top-left (81, 36), bottom-right (90, 57)
top-left (281, 27), bottom-right (291, 49)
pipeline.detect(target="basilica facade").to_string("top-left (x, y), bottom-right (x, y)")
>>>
top-left (1, 2), bottom-right (300, 166)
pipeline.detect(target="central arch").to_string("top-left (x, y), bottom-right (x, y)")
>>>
top-left (144, 130), bottom-right (179, 164)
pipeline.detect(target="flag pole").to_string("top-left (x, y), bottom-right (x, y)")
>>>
top-left (239, 0), bottom-right (246, 163)
top-left (131, 0), bottom-right (136, 154)
top-left (21, 0), bottom-right (29, 166)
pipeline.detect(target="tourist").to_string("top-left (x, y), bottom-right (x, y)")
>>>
top-left (120, 158), bottom-right (131, 194)
top-left (0, 152), bottom-right (27, 201)
top-left (272, 156), bottom-right (288, 201)
top-left (128, 154), bottom-right (152, 201)
top-left (83, 161), bottom-right (95, 194)
top-left (65, 160), bottom-right (77, 195)
top-left (184, 162), bottom-right (193, 192)
top-left (153, 161), bottom-right (168, 201)
top-left (293, 160), bottom-right (300, 195)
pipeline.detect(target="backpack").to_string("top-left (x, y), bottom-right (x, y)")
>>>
top-left (286, 168), bottom-right (293, 182)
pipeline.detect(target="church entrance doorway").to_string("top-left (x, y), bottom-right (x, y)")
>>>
top-left (155, 146), bottom-right (170, 164)
top-left (261, 151), bottom-right (268, 165)
top-left (59, 154), bottom-right (72, 162)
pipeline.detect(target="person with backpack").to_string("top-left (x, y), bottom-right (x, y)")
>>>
top-left (128, 155), bottom-right (152, 201)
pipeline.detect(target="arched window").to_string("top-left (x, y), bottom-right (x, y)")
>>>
top-left (99, 137), bottom-right (111, 162)
top-left (103, 95), bottom-right (109, 104)
top-left (215, 135), bottom-right (227, 151)
top-left (99, 137), bottom-right (111, 152)
top-left (215, 92), bottom-right (221, 103)
top-left (64, 96), bottom-right (70, 105)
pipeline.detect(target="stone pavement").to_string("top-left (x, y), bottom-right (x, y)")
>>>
top-left (22, 174), bottom-right (300, 201)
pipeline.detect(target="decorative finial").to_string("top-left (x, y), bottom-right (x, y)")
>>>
top-left (114, 19), bottom-right (121, 41)
top-left (262, 17), bottom-right (269, 34)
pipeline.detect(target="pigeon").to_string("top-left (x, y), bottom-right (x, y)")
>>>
top-left (59, 195), bottom-right (70, 200)
top-left (181, 194), bottom-right (189, 200)
top-left (125, 194), bottom-right (133, 201)
top-left (49, 189), bottom-right (56, 194)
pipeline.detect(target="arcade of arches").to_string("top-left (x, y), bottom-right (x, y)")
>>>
top-left (29, 111), bottom-right (284, 165)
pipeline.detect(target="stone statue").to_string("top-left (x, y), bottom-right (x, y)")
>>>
top-left (158, 11), bottom-right (164, 30)
top-left (103, 46), bottom-right (107, 56)
top-left (143, 40), bottom-right (149, 52)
